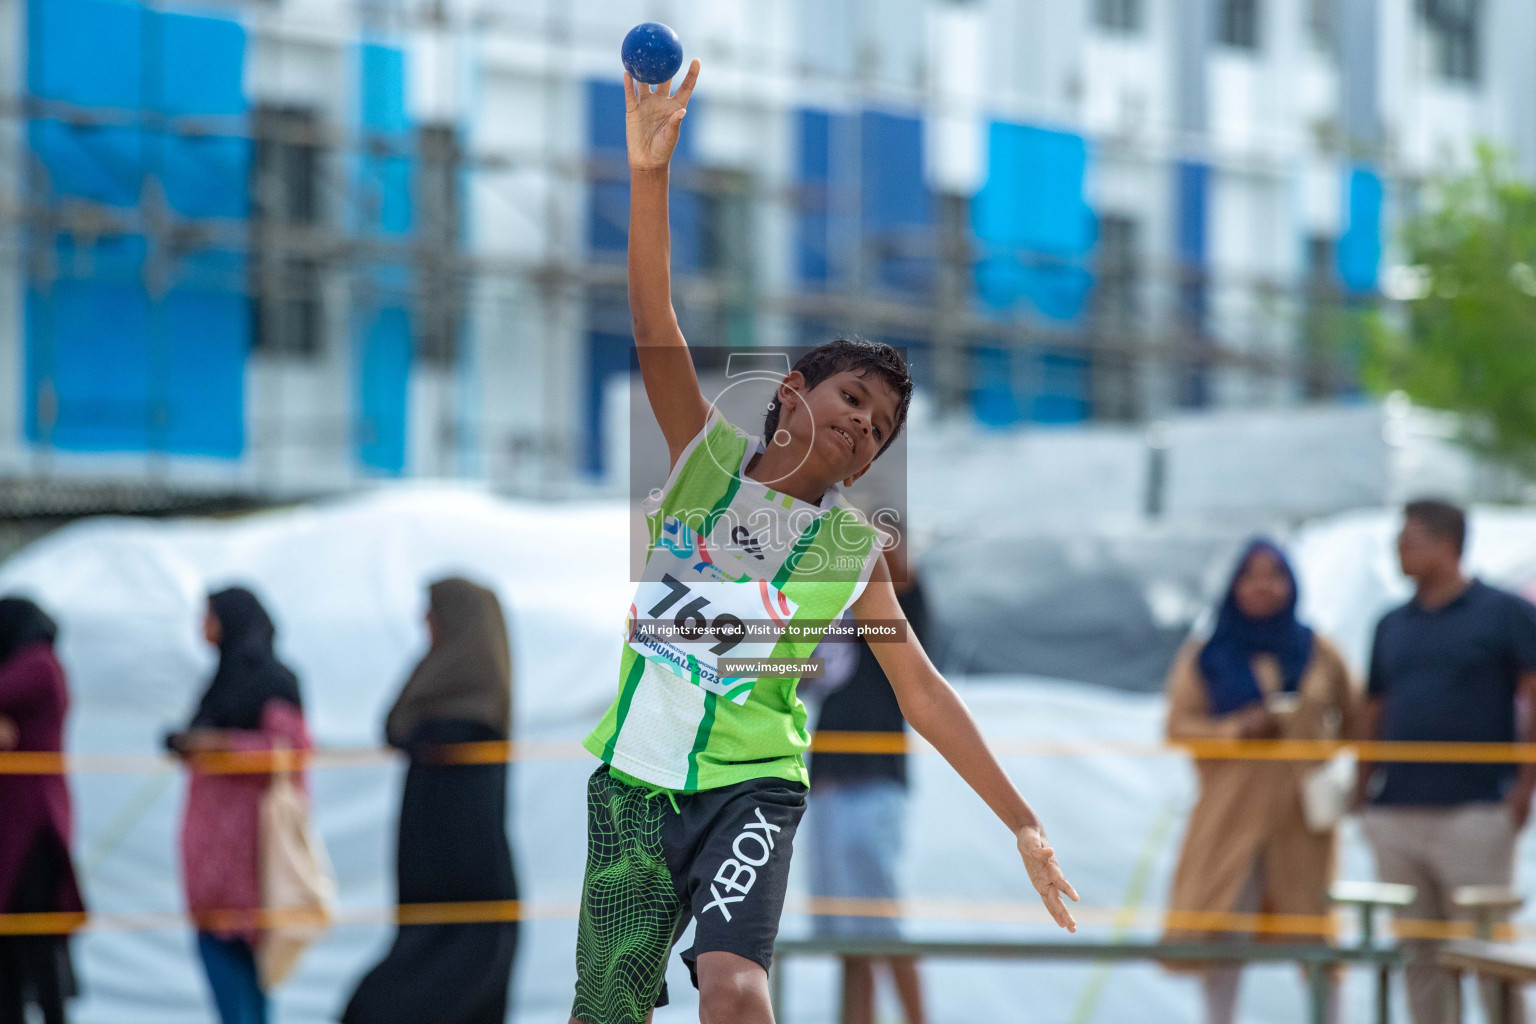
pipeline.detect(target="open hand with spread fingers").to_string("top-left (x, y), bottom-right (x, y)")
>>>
top-left (1017, 825), bottom-right (1081, 932)
top-left (625, 59), bottom-right (700, 171)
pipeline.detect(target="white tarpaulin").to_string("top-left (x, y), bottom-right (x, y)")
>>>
top-left (4, 490), bottom-right (1536, 1023)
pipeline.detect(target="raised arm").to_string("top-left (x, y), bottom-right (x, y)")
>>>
top-left (1353, 696), bottom-right (1385, 810)
top-left (851, 555), bottom-right (1080, 931)
top-left (1353, 621), bottom-right (1389, 809)
top-left (625, 62), bottom-right (710, 466)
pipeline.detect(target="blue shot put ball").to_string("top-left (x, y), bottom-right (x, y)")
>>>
top-left (622, 22), bottom-right (684, 85)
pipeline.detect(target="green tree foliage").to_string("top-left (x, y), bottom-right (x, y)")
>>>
top-left (1365, 147), bottom-right (1536, 472)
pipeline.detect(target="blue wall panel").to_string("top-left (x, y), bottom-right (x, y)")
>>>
top-left (1176, 161), bottom-right (1208, 269)
top-left (352, 43), bottom-right (414, 474)
top-left (371, 154), bottom-right (415, 236)
top-left (969, 122), bottom-right (1094, 424)
top-left (1174, 159), bottom-right (1210, 408)
top-left (968, 345), bottom-right (1090, 428)
top-left (585, 330), bottom-right (631, 476)
top-left (860, 111), bottom-right (930, 231)
top-left (860, 109), bottom-right (933, 295)
top-left (27, 0), bottom-right (146, 207)
top-left (158, 13), bottom-right (249, 219)
top-left (585, 79), bottom-right (700, 268)
top-left (361, 43), bottom-right (410, 133)
top-left (27, 0), bottom-right (146, 107)
top-left (976, 124), bottom-right (1094, 252)
top-left (357, 307), bottom-right (412, 475)
top-left (160, 134), bottom-right (250, 219)
top-left (974, 122), bottom-right (1094, 320)
top-left (1338, 164), bottom-right (1383, 294)
top-left (158, 10), bottom-right (246, 115)
top-left (28, 122), bottom-right (144, 207)
top-left (162, 284), bottom-right (247, 457)
top-left (971, 347), bottom-right (1019, 427)
top-left (583, 79), bottom-right (703, 475)
top-left (24, 1), bottom-right (249, 457)
top-left (588, 79), bottom-right (628, 155)
top-left (359, 43), bottom-right (413, 236)
top-left (588, 179), bottom-right (631, 261)
top-left (795, 108), bottom-right (833, 287)
top-left (26, 235), bottom-right (147, 451)
top-left (1033, 351), bottom-right (1091, 423)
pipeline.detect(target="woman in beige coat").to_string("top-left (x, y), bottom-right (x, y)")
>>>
top-left (1163, 539), bottom-right (1359, 1024)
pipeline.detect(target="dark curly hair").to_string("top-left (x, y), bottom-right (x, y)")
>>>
top-left (761, 338), bottom-right (913, 460)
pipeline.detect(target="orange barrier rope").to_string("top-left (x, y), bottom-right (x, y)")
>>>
top-left (0, 901), bottom-right (578, 936)
top-left (3, 735), bottom-right (1536, 774)
top-left (0, 898), bottom-right (1515, 942)
top-left (3, 739), bottom-right (1521, 947)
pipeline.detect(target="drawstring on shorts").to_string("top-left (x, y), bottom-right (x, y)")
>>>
top-left (638, 783), bottom-right (681, 814)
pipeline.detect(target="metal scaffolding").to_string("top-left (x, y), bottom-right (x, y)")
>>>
top-left (0, 0), bottom-right (1374, 515)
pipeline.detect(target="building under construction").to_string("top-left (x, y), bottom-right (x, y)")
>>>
top-left (0, 0), bottom-right (1529, 522)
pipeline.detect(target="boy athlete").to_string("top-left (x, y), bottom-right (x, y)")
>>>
top-left (571, 60), bottom-right (1079, 1024)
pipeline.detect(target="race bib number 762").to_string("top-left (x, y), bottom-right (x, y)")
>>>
top-left (626, 520), bottom-right (800, 705)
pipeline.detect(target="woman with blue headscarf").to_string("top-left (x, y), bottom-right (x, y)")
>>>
top-left (1162, 540), bottom-right (1360, 1024)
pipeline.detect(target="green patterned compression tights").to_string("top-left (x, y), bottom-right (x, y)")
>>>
top-left (571, 768), bottom-right (685, 1024)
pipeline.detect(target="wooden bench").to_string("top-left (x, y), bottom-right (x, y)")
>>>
top-left (1438, 940), bottom-right (1536, 1023)
top-left (1331, 881), bottom-right (1418, 945)
top-left (1331, 880), bottom-right (1419, 1022)
top-left (771, 937), bottom-right (1406, 1024)
top-left (1453, 886), bottom-right (1526, 941)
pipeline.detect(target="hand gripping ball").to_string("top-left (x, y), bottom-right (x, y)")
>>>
top-left (621, 22), bottom-right (684, 85)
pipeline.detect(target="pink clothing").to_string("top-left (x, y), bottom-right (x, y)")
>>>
top-left (179, 698), bottom-right (310, 943)
top-left (0, 643), bottom-right (83, 917)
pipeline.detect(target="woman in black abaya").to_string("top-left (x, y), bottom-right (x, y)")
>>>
top-left (341, 577), bottom-right (518, 1024)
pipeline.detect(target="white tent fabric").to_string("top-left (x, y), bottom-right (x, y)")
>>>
top-left (4, 490), bottom-right (1536, 1023)
top-left (0, 488), bottom-right (637, 1024)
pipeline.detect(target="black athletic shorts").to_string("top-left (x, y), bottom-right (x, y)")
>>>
top-left (571, 763), bottom-right (808, 1024)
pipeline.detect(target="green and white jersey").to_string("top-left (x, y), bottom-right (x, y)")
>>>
top-left (584, 412), bottom-right (885, 791)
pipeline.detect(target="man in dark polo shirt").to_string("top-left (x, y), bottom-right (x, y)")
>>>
top-left (1357, 499), bottom-right (1536, 1024)
top-left (808, 544), bottom-right (927, 1024)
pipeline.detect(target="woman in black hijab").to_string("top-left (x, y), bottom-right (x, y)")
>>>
top-left (341, 578), bottom-right (518, 1024)
top-left (187, 589), bottom-right (302, 733)
top-left (168, 587), bottom-right (309, 1024)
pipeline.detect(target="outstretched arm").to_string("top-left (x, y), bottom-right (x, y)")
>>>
top-left (1352, 695), bottom-right (1384, 810)
top-left (625, 62), bottom-right (710, 467)
top-left (851, 555), bottom-right (1080, 931)
top-left (1509, 671), bottom-right (1536, 830)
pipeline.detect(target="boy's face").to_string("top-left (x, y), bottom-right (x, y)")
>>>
top-left (774, 368), bottom-right (901, 487)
